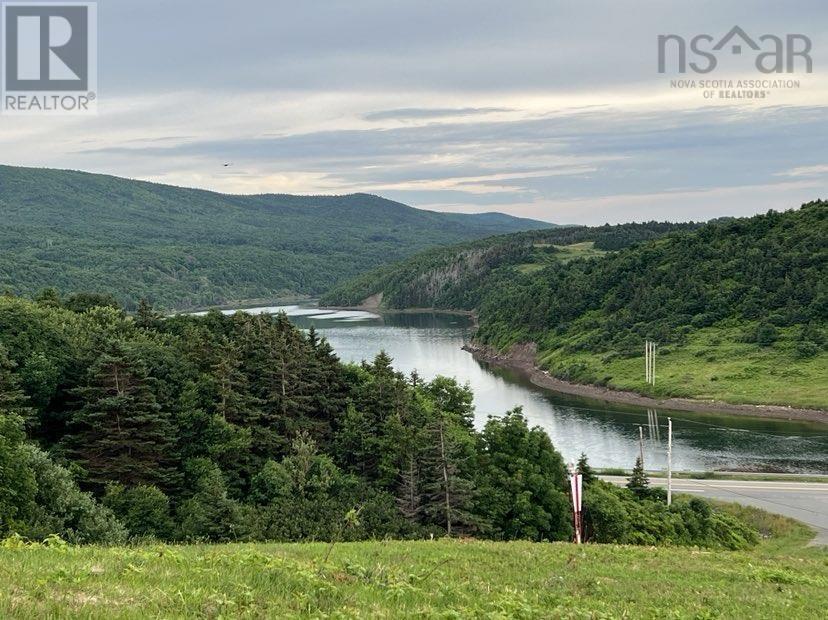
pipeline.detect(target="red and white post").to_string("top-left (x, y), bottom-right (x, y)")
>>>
top-left (568, 462), bottom-right (583, 544)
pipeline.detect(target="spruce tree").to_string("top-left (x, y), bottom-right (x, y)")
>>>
top-left (626, 456), bottom-right (650, 498)
top-left (212, 337), bottom-right (260, 425)
top-left (135, 298), bottom-right (162, 330)
top-left (68, 342), bottom-right (178, 490)
top-left (577, 452), bottom-right (597, 485)
top-left (421, 414), bottom-right (476, 536)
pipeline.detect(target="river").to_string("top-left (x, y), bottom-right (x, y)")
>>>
top-left (196, 304), bottom-right (828, 474)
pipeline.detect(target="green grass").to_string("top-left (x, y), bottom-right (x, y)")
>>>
top-left (516, 241), bottom-right (608, 273)
top-left (1, 508), bottom-right (825, 618)
top-left (538, 323), bottom-right (828, 409)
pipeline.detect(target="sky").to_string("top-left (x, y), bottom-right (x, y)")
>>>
top-left (2, 0), bottom-right (827, 224)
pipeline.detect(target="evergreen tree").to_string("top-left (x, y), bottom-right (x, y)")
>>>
top-left (177, 459), bottom-right (246, 541)
top-left (396, 451), bottom-right (422, 522)
top-left (626, 456), bottom-right (650, 499)
top-left (421, 413), bottom-right (477, 536)
top-left (212, 336), bottom-right (259, 425)
top-left (68, 341), bottom-right (178, 490)
top-left (577, 452), bottom-right (597, 485)
top-left (135, 298), bottom-right (162, 330)
top-left (0, 346), bottom-right (37, 534)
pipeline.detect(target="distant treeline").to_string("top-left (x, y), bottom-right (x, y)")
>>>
top-left (0, 294), bottom-right (755, 548)
top-left (323, 203), bottom-right (827, 399)
top-left (0, 165), bottom-right (550, 310)
top-left (474, 202), bottom-right (826, 355)
top-left (321, 221), bottom-right (703, 309)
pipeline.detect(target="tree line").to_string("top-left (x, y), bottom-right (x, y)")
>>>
top-left (0, 165), bottom-right (548, 310)
top-left (476, 203), bottom-right (826, 357)
top-left (321, 221), bottom-right (702, 310)
top-left (0, 293), bottom-right (755, 548)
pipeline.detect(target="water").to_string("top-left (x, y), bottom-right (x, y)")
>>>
top-left (205, 304), bottom-right (828, 474)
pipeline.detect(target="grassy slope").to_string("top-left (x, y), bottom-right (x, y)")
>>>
top-left (0, 165), bottom-right (550, 309)
top-left (538, 323), bottom-right (828, 409)
top-left (1, 509), bottom-right (824, 619)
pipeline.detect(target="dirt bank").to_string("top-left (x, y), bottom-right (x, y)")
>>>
top-left (465, 342), bottom-right (828, 424)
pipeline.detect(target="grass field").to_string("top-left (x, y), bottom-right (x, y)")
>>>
top-left (1, 505), bottom-right (825, 618)
top-left (516, 241), bottom-right (608, 274)
top-left (537, 323), bottom-right (828, 409)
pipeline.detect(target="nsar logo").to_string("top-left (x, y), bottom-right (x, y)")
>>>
top-left (658, 25), bottom-right (812, 74)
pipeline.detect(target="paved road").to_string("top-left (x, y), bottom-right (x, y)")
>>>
top-left (601, 476), bottom-right (828, 545)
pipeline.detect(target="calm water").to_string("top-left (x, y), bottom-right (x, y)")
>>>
top-left (201, 304), bottom-right (828, 473)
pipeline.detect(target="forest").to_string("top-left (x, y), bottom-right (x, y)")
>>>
top-left (324, 203), bottom-right (828, 408)
top-left (321, 220), bottom-right (703, 309)
top-left (0, 165), bottom-right (548, 310)
top-left (0, 293), bottom-right (756, 549)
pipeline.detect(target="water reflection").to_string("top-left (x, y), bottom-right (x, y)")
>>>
top-left (218, 304), bottom-right (828, 473)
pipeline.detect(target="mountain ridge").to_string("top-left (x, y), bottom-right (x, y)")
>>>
top-left (0, 164), bottom-right (553, 309)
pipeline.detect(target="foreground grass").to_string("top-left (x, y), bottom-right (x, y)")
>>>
top-left (538, 323), bottom-right (828, 409)
top-left (1, 516), bottom-right (825, 618)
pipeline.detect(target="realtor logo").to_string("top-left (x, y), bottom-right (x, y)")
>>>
top-left (2, 2), bottom-right (97, 114)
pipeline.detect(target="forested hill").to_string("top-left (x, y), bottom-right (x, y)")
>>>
top-left (321, 220), bottom-right (703, 309)
top-left (0, 165), bottom-right (551, 309)
top-left (324, 203), bottom-right (828, 409)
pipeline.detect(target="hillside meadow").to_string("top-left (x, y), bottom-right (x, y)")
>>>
top-left (1, 506), bottom-right (825, 619)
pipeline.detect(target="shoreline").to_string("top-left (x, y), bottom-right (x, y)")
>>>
top-left (175, 298), bottom-right (825, 423)
top-left (465, 342), bottom-right (828, 424)
top-left (321, 303), bottom-right (480, 326)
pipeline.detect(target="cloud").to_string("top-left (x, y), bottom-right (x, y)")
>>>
top-left (775, 164), bottom-right (828, 177)
top-left (1, 1), bottom-right (827, 223)
top-left (363, 107), bottom-right (513, 121)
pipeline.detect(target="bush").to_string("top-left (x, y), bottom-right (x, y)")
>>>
top-left (14, 445), bottom-right (126, 544)
top-left (583, 482), bottom-right (630, 543)
top-left (794, 340), bottom-right (820, 359)
top-left (177, 459), bottom-right (248, 542)
top-left (581, 481), bottom-right (757, 549)
top-left (103, 484), bottom-right (174, 540)
top-left (475, 410), bottom-right (572, 541)
top-left (755, 323), bottom-right (778, 347)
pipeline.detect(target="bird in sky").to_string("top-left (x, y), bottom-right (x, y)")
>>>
top-left (223, 163), bottom-right (233, 167)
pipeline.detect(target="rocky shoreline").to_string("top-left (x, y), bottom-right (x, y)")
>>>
top-left (463, 342), bottom-right (828, 424)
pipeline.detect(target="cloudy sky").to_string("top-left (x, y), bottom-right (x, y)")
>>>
top-left (2, 0), bottom-right (827, 223)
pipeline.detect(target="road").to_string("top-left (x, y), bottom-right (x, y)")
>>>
top-left (600, 475), bottom-right (828, 545)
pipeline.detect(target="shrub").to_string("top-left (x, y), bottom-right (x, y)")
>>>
top-left (103, 483), bottom-right (174, 540)
top-left (14, 445), bottom-right (126, 544)
top-left (177, 459), bottom-right (247, 542)
top-left (755, 323), bottom-right (778, 347)
top-left (794, 340), bottom-right (820, 359)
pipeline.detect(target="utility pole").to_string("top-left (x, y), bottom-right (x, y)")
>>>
top-left (645, 340), bottom-right (650, 384)
top-left (638, 425), bottom-right (645, 466)
top-left (666, 417), bottom-right (673, 506)
top-left (644, 340), bottom-right (657, 386)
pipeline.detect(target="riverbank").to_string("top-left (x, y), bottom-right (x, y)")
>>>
top-left (168, 295), bottom-right (315, 315)
top-left (321, 302), bottom-right (479, 326)
top-left (465, 342), bottom-right (828, 424)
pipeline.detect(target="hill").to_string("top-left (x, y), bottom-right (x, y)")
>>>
top-left (322, 203), bottom-right (828, 409)
top-left (321, 221), bottom-right (701, 309)
top-left (0, 165), bottom-right (552, 309)
top-left (1, 511), bottom-right (824, 618)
